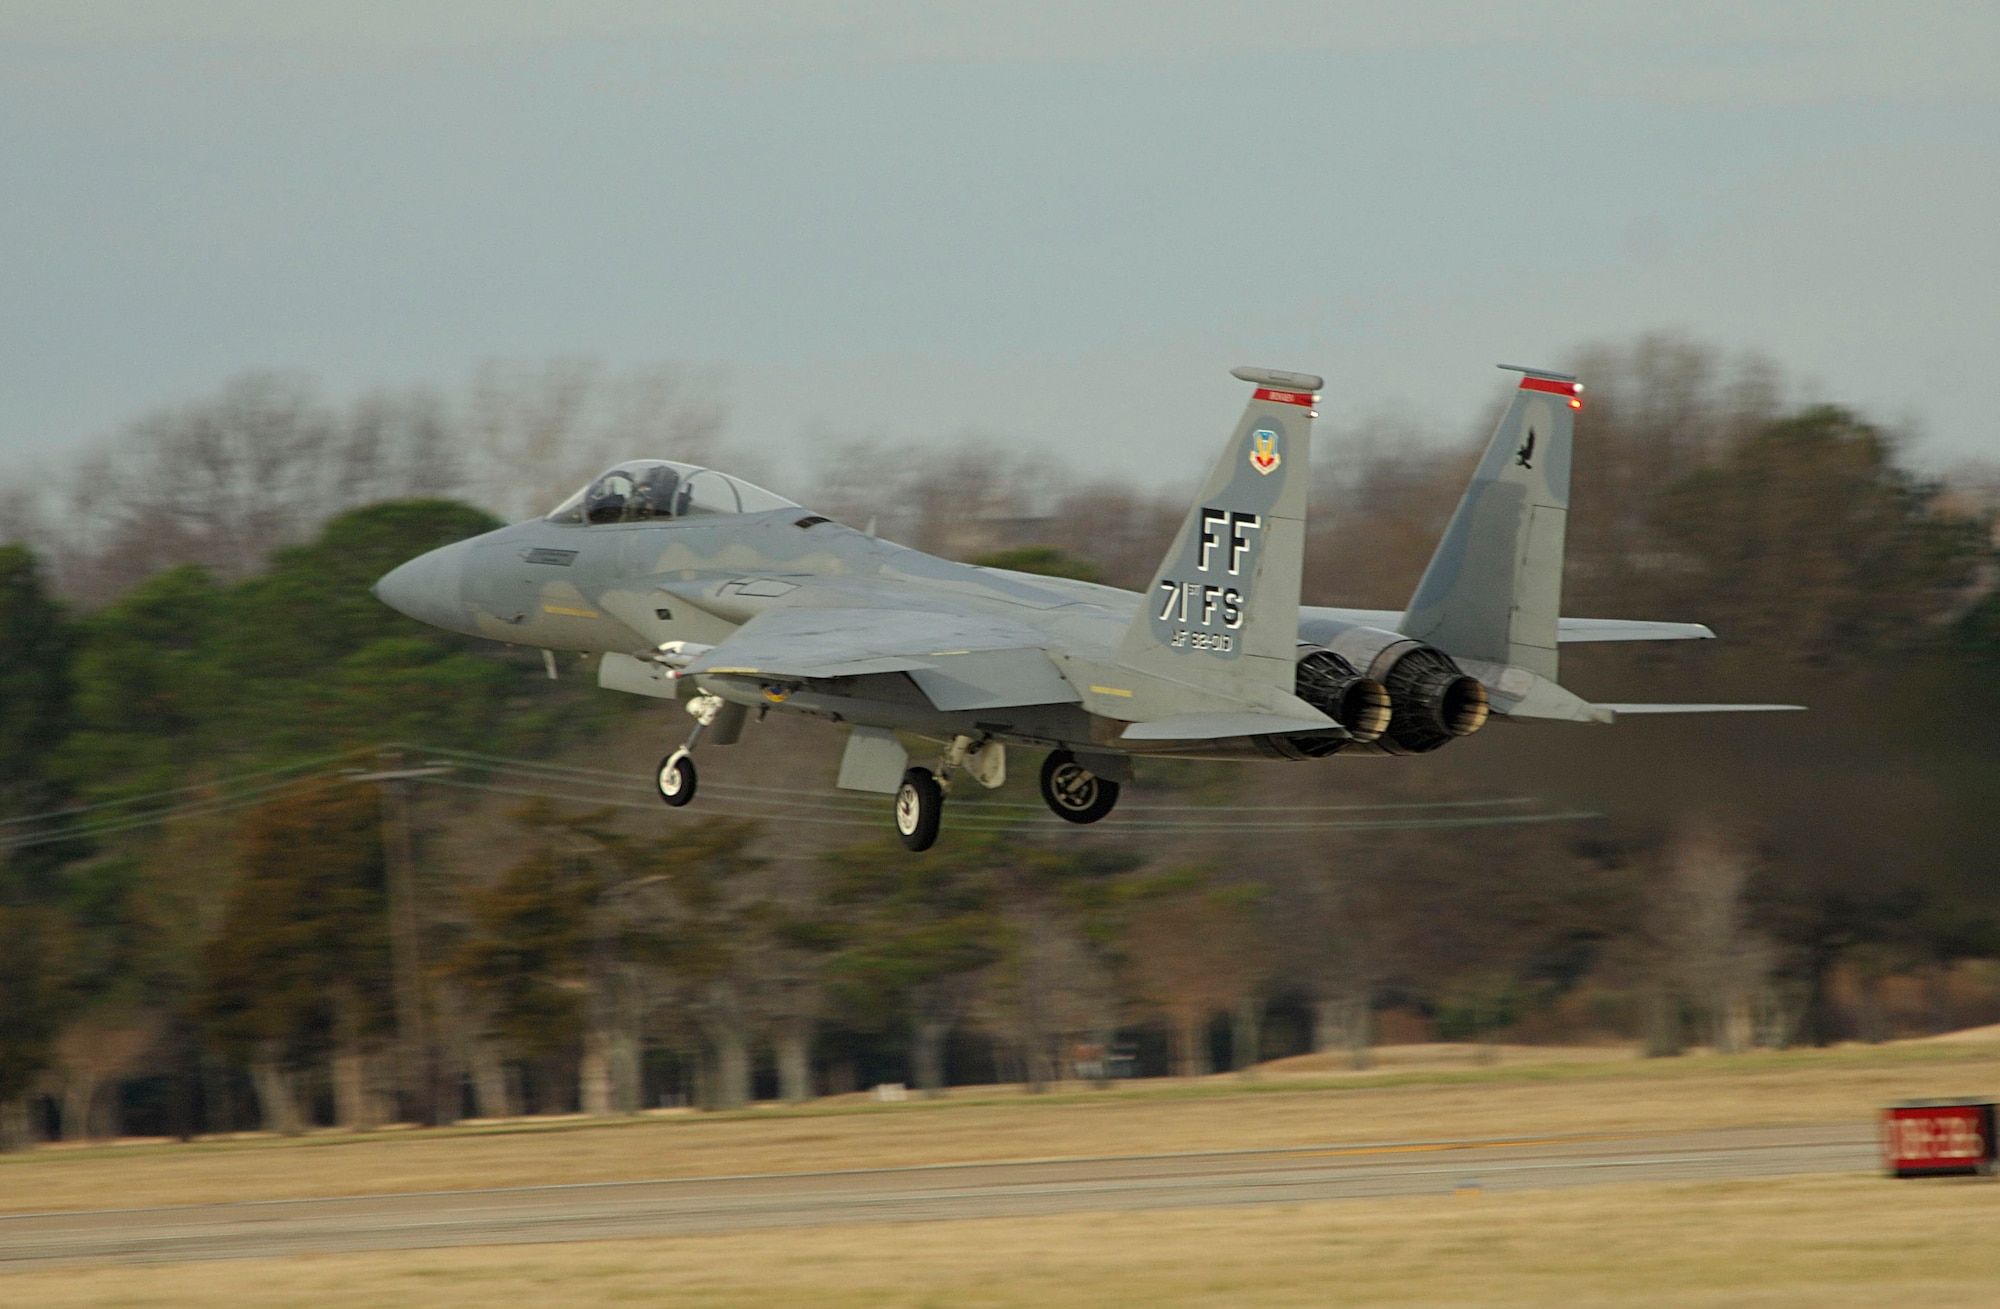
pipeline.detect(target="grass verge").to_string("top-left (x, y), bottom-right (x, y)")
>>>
top-left (6, 1174), bottom-right (1999, 1307)
top-left (3, 1038), bottom-right (1996, 1215)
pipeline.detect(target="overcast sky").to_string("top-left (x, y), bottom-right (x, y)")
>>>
top-left (2, 2), bottom-right (1996, 490)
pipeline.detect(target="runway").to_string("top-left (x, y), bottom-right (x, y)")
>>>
top-left (0, 1121), bottom-right (1880, 1267)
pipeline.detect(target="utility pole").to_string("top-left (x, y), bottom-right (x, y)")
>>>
top-left (351, 750), bottom-right (454, 1126)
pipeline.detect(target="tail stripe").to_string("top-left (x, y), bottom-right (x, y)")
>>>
top-left (1252, 387), bottom-right (1317, 407)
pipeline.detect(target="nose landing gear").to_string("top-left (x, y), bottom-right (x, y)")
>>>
top-left (1040, 749), bottom-right (1120, 824)
top-left (657, 750), bottom-right (697, 806)
top-left (654, 692), bottom-right (745, 809)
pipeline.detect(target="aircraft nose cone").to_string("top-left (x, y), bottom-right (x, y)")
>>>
top-left (373, 540), bottom-right (472, 633)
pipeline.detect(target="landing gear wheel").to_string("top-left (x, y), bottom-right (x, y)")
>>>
top-left (656, 750), bottom-right (697, 807)
top-left (894, 767), bottom-right (944, 852)
top-left (1040, 750), bottom-right (1120, 824)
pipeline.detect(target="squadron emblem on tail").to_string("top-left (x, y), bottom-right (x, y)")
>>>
top-left (1249, 429), bottom-right (1281, 475)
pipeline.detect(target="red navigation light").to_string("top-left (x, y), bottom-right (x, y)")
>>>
top-left (1519, 375), bottom-right (1584, 410)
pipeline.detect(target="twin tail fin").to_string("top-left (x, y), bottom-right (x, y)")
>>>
top-left (1400, 365), bottom-right (1580, 682)
top-left (1114, 367), bottom-right (1319, 710)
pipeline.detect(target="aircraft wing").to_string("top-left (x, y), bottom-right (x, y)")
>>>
top-left (1303, 606), bottom-right (1715, 643)
top-left (683, 607), bottom-right (1079, 710)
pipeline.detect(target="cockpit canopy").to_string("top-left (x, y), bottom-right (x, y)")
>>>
top-left (545, 460), bottom-right (799, 525)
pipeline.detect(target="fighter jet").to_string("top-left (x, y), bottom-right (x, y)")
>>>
top-left (374, 364), bottom-right (1798, 851)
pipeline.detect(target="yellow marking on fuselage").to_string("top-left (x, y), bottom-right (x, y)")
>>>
top-left (541, 604), bottom-right (601, 618)
top-left (1089, 685), bottom-right (1134, 698)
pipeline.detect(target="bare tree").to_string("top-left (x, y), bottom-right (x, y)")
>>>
top-left (22, 376), bottom-right (469, 603)
top-left (248, 1039), bottom-right (306, 1135)
top-left (1037, 481), bottom-right (1184, 590)
top-left (6, 359), bottom-right (726, 603)
top-left (52, 1007), bottom-right (161, 1140)
top-left (0, 484), bottom-right (46, 549)
top-left (1306, 901), bottom-right (1381, 1069)
top-left (462, 359), bottom-right (726, 522)
top-left (1653, 818), bottom-right (1774, 1054)
top-left (741, 887), bottom-right (833, 1105)
top-left (1306, 417), bottom-right (1474, 610)
top-left (1253, 837), bottom-right (1391, 1070)
top-left (689, 979), bottom-right (754, 1110)
top-left (802, 437), bottom-right (1043, 555)
top-left (1122, 893), bottom-right (1263, 1078)
top-left (581, 879), bottom-right (651, 1117)
top-left (974, 903), bottom-right (1115, 1091)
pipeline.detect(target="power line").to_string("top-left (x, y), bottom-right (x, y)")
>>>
top-left (420, 775), bottom-right (894, 828)
top-left (0, 747), bottom-right (373, 829)
top-left (0, 739), bottom-right (1601, 849)
top-left (410, 743), bottom-right (1548, 815)
top-left (419, 774), bottom-right (1599, 836)
top-left (0, 771), bottom-right (350, 852)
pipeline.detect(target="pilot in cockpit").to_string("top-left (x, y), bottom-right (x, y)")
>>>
top-left (628, 463), bottom-right (682, 521)
top-left (548, 461), bottom-right (799, 526)
top-left (585, 471), bottom-right (634, 524)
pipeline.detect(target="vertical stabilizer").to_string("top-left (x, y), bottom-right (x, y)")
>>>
top-left (1115, 367), bottom-right (1319, 706)
top-left (1399, 365), bottom-right (1580, 681)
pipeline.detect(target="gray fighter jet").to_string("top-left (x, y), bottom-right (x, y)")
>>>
top-left (374, 365), bottom-right (1797, 850)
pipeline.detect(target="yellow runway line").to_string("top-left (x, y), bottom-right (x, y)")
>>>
top-left (1282, 1132), bottom-right (1646, 1158)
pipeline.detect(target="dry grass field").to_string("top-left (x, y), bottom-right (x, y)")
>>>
top-left (7, 1174), bottom-right (1998, 1308)
top-left (4, 1035), bottom-right (1997, 1216)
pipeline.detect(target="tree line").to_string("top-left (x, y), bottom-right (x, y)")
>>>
top-left (1, 335), bottom-right (1996, 1146)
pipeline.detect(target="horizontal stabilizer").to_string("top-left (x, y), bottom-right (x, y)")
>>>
top-left (1595, 703), bottom-right (1805, 719)
top-left (1453, 658), bottom-right (1803, 725)
top-left (1299, 606), bottom-right (1718, 644)
top-left (1557, 619), bottom-right (1714, 643)
top-left (1122, 711), bottom-right (1339, 742)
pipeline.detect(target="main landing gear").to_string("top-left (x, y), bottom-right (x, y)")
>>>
top-left (892, 742), bottom-right (1121, 850)
top-left (1039, 749), bottom-right (1120, 825)
top-left (891, 735), bottom-right (1006, 852)
top-left (894, 768), bottom-right (944, 851)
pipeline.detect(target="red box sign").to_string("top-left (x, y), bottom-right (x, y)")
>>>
top-left (1883, 1101), bottom-right (1997, 1177)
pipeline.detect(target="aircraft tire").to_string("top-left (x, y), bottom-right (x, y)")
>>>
top-left (894, 767), bottom-right (943, 852)
top-left (657, 751), bottom-right (697, 807)
top-left (1040, 750), bottom-right (1120, 825)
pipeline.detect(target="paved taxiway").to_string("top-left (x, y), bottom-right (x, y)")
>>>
top-left (0, 1122), bottom-right (1880, 1267)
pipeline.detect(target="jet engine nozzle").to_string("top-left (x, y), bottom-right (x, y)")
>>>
top-left (1299, 648), bottom-right (1390, 744)
top-left (1374, 645), bottom-right (1489, 753)
top-left (1289, 617), bottom-right (1492, 757)
top-left (1257, 648), bottom-right (1390, 760)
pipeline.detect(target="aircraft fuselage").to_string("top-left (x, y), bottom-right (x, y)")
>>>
top-left (376, 508), bottom-right (1293, 758)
